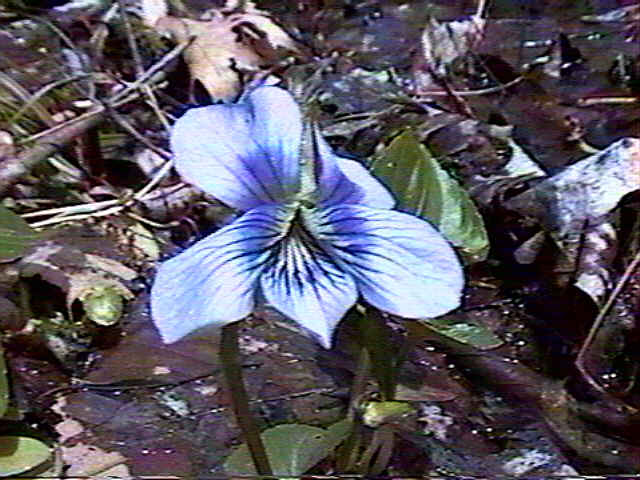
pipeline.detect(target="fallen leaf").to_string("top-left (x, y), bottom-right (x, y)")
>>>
top-left (67, 273), bottom-right (133, 326)
top-left (414, 14), bottom-right (486, 92)
top-left (0, 436), bottom-right (51, 477)
top-left (506, 137), bottom-right (640, 303)
top-left (18, 240), bottom-right (136, 329)
top-left (62, 443), bottom-right (129, 478)
top-left (155, 6), bottom-right (297, 101)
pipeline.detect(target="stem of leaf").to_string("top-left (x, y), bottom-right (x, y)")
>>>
top-left (337, 307), bottom-right (405, 473)
top-left (220, 322), bottom-right (273, 476)
top-left (336, 343), bottom-right (370, 472)
top-left (361, 307), bottom-right (400, 401)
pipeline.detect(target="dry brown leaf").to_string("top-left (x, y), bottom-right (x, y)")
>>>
top-left (19, 241), bottom-right (136, 325)
top-left (156, 8), bottom-right (297, 101)
top-left (507, 137), bottom-right (640, 304)
top-left (62, 443), bottom-right (130, 477)
top-left (413, 15), bottom-right (486, 93)
top-left (0, 130), bottom-right (14, 160)
top-left (66, 272), bottom-right (133, 325)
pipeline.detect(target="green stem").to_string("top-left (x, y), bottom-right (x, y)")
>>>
top-left (361, 307), bottom-right (399, 401)
top-left (335, 344), bottom-right (370, 472)
top-left (337, 307), bottom-right (405, 473)
top-left (220, 322), bottom-right (272, 476)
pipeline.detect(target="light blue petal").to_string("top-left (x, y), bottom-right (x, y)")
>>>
top-left (150, 205), bottom-right (288, 343)
top-left (260, 208), bottom-right (358, 348)
top-left (246, 87), bottom-right (302, 189)
top-left (334, 157), bottom-right (395, 209)
top-left (313, 131), bottom-right (395, 209)
top-left (170, 86), bottom-right (301, 210)
top-left (311, 205), bottom-right (464, 319)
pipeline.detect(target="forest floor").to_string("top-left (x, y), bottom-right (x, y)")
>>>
top-left (0, 0), bottom-right (639, 477)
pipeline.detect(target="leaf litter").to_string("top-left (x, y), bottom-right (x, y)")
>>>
top-left (0, 0), bottom-right (638, 476)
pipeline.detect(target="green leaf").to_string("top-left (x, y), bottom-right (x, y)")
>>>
top-left (371, 130), bottom-right (489, 263)
top-left (0, 346), bottom-right (7, 418)
top-left (421, 318), bottom-right (503, 350)
top-left (361, 401), bottom-right (415, 428)
top-left (224, 419), bottom-right (352, 476)
top-left (0, 436), bottom-right (51, 477)
top-left (0, 206), bottom-right (41, 262)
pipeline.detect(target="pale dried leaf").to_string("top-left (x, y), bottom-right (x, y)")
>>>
top-left (514, 231), bottom-right (546, 265)
top-left (62, 443), bottom-right (129, 477)
top-left (581, 4), bottom-right (640, 23)
top-left (507, 138), bottom-right (639, 303)
top-left (157, 10), bottom-right (297, 101)
top-left (574, 222), bottom-right (617, 305)
top-left (232, 12), bottom-right (298, 51)
top-left (0, 130), bottom-right (14, 160)
top-left (140, 0), bottom-right (168, 27)
top-left (52, 396), bottom-right (84, 443)
top-left (128, 221), bottom-right (160, 260)
top-left (415, 15), bottom-right (486, 91)
top-left (84, 253), bottom-right (137, 280)
top-left (507, 138), bottom-right (640, 241)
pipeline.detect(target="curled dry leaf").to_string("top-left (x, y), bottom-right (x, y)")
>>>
top-left (62, 443), bottom-right (129, 478)
top-left (507, 138), bottom-right (640, 243)
top-left (19, 241), bottom-right (136, 325)
top-left (67, 273), bottom-right (133, 326)
top-left (413, 15), bottom-right (486, 93)
top-left (155, 8), bottom-right (298, 101)
top-left (506, 137), bottom-right (640, 304)
top-left (581, 4), bottom-right (640, 40)
top-left (0, 130), bottom-right (14, 160)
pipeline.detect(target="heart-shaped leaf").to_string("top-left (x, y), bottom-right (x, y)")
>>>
top-left (0, 436), bottom-right (51, 477)
top-left (371, 130), bottom-right (489, 263)
top-left (224, 419), bottom-right (351, 476)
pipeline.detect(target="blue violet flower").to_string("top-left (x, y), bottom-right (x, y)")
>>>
top-left (151, 86), bottom-right (464, 348)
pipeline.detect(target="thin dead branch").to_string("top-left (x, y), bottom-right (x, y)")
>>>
top-left (0, 39), bottom-right (190, 196)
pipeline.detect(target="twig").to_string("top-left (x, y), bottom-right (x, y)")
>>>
top-left (20, 199), bottom-right (120, 219)
top-left (25, 157), bottom-right (174, 228)
top-left (9, 74), bottom-right (92, 126)
top-left (106, 106), bottom-right (172, 159)
top-left (476, 0), bottom-right (489, 19)
top-left (143, 85), bottom-right (172, 133)
top-left (0, 108), bottom-right (105, 196)
top-left (575, 250), bottom-right (640, 394)
top-left (125, 211), bottom-right (178, 229)
top-left (415, 76), bottom-right (523, 98)
top-left (28, 203), bottom-right (128, 228)
top-left (0, 38), bottom-right (188, 196)
top-left (577, 96), bottom-right (639, 106)
top-left (133, 157), bottom-right (174, 199)
top-left (111, 39), bottom-right (191, 104)
top-left (116, 0), bottom-right (145, 78)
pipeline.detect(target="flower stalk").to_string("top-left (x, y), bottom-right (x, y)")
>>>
top-left (219, 322), bottom-right (273, 475)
